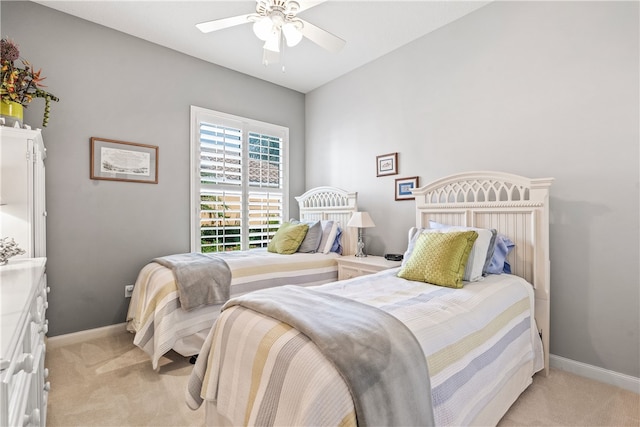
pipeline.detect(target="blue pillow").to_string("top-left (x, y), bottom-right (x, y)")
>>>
top-left (486, 234), bottom-right (514, 274)
top-left (330, 227), bottom-right (343, 254)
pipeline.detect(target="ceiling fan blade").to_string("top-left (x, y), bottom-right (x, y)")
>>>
top-left (298, 18), bottom-right (345, 53)
top-left (196, 13), bottom-right (253, 33)
top-left (297, 1), bottom-right (325, 13)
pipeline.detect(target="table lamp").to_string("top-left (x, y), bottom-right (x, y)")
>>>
top-left (347, 211), bottom-right (376, 257)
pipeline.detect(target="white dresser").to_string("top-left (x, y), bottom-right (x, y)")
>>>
top-left (0, 258), bottom-right (49, 427)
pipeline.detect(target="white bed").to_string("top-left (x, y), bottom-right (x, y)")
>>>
top-left (186, 171), bottom-right (554, 426)
top-left (126, 186), bottom-right (358, 369)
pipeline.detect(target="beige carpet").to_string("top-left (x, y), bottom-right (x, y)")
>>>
top-left (45, 330), bottom-right (639, 426)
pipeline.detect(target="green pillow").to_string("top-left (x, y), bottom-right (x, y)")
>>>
top-left (267, 222), bottom-right (309, 254)
top-left (397, 231), bottom-right (478, 288)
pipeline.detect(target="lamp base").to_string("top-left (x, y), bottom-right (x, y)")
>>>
top-left (354, 236), bottom-right (367, 257)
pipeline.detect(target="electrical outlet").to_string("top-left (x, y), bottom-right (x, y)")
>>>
top-left (124, 284), bottom-right (134, 298)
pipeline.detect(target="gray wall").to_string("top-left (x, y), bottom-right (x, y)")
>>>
top-left (1, 1), bottom-right (306, 336)
top-left (306, 1), bottom-right (639, 377)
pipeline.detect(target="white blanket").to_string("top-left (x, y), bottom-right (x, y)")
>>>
top-left (187, 270), bottom-right (544, 426)
top-left (127, 249), bottom-right (341, 368)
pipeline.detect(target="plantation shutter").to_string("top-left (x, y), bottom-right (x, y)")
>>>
top-left (191, 107), bottom-right (288, 252)
top-left (247, 131), bottom-right (283, 248)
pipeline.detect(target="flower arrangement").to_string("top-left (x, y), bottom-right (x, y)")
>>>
top-left (0, 237), bottom-right (26, 265)
top-left (1, 38), bottom-right (59, 127)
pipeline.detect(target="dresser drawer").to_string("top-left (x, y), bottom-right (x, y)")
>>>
top-left (1, 258), bottom-right (48, 427)
top-left (337, 256), bottom-right (402, 281)
top-left (338, 264), bottom-right (381, 280)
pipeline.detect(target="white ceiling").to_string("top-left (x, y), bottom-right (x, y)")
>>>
top-left (33, 0), bottom-right (491, 93)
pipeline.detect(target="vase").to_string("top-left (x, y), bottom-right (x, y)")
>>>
top-left (1, 101), bottom-right (24, 127)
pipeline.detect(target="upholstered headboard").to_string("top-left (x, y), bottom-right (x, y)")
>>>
top-left (412, 171), bottom-right (553, 375)
top-left (295, 186), bottom-right (358, 256)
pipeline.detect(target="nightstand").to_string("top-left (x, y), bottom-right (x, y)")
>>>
top-left (337, 255), bottom-right (402, 281)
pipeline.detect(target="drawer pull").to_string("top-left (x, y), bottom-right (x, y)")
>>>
top-left (23, 408), bottom-right (40, 426)
top-left (17, 354), bottom-right (34, 373)
top-left (44, 381), bottom-right (51, 392)
top-left (32, 311), bottom-right (42, 324)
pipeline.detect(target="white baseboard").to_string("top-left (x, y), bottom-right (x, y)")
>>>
top-left (550, 354), bottom-right (640, 394)
top-left (45, 326), bottom-right (640, 395)
top-left (46, 322), bottom-right (128, 349)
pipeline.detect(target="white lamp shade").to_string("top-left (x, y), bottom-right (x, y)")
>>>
top-left (347, 212), bottom-right (376, 228)
top-left (282, 22), bottom-right (303, 47)
top-left (263, 28), bottom-right (281, 52)
top-left (253, 16), bottom-right (273, 41)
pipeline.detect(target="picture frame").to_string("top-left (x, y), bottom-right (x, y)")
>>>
top-left (376, 152), bottom-right (398, 177)
top-left (395, 176), bottom-right (419, 201)
top-left (90, 137), bottom-right (158, 184)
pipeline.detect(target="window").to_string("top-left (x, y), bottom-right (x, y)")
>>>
top-left (190, 106), bottom-right (289, 252)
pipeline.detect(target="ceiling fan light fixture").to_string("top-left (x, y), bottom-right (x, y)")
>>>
top-left (253, 16), bottom-right (273, 41)
top-left (197, 0), bottom-right (346, 67)
top-left (282, 22), bottom-right (303, 47)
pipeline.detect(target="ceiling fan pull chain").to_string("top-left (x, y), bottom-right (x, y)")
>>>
top-left (281, 35), bottom-right (286, 73)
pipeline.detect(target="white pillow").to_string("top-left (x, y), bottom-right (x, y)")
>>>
top-left (402, 225), bottom-right (494, 282)
top-left (321, 222), bottom-right (339, 254)
top-left (402, 227), bottom-right (423, 267)
top-left (318, 220), bottom-right (337, 254)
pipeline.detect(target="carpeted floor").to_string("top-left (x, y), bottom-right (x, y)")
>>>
top-left (45, 330), bottom-right (639, 426)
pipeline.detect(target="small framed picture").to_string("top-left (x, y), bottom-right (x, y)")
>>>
top-left (395, 176), bottom-right (419, 201)
top-left (90, 137), bottom-right (158, 184)
top-left (376, 152), bottom-right (398, 177)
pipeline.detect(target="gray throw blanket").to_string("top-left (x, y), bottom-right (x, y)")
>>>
top-left (153, 253), bottom-right (231, 311)
top-left (224, 285), bottom-right (435, 427)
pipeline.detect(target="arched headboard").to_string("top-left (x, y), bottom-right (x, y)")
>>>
top-left (412, 171), bottom-right (554, 375)
top-left (295, 187), bottom-right (358, 256)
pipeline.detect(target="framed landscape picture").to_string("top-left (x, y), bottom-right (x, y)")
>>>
top-left (90, 137), bottom-right (158, 184)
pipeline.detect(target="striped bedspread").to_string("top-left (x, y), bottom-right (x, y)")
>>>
top-left (187, 269), bottom-right (544, 426)
top-left (126, 249), bottom-right (340, 369)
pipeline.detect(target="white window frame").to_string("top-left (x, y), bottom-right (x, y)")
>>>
top-left (190, 106), bottom-right (289, 252)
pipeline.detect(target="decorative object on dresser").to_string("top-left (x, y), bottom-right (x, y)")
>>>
top-left (347, 211), bottom-right (375, 257)
top-left (395, 176), bottom-right (419, 200)
top-left (336, 254), bottom-right (402, 280)
top-left (376, 152), bottom-right (398, 176)
top-left (1, 38), bottom-right (59, 128)
top-left (0, 127), bottom-right (47, 258)
top-left (90, 137), bottom-right (159, 184)
top-left (0, 237), bottom-right (26, 265)
top-left (0, 257), bottom-right (50, 427)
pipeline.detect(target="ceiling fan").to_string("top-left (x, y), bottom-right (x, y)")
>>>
top-left (196, 0), bottom-right (346, 66)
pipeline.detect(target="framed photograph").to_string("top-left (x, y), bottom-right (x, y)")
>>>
top-left (90, 137), bottom-right (158, 184)
top-left (376, 152), bottom-right (398, 177)
top-left (395, 176), bottom-right (419, 201)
